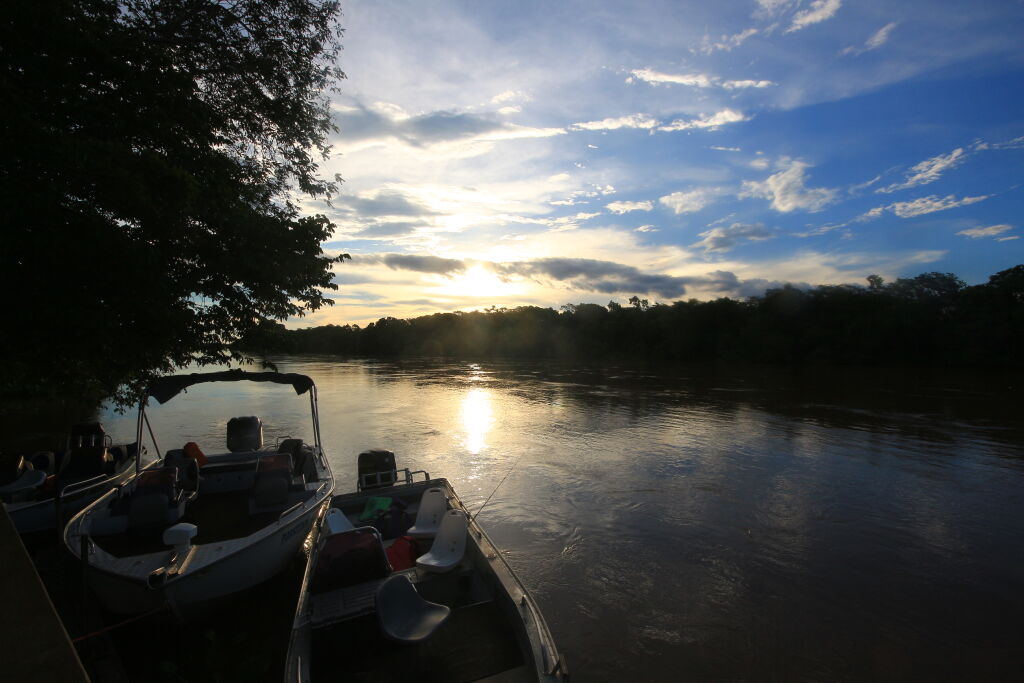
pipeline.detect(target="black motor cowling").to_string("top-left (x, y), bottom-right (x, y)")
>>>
top-left (227, 416), bottom-right (263, 452)
top-left (358, 449), bottom-right (397, 490)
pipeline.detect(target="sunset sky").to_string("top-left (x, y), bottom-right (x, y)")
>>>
top-left (301, 0), bottom-right (1024, 328)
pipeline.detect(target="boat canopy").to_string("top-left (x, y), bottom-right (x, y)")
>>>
top-left (146, 370), bottom-right (315, 404)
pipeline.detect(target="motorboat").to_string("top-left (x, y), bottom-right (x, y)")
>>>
top-left (63, 370), bottom-right (334, 620)
top-left (1, 422), bottom-right (144, 537)
top-left (284, 450), bottom-right (567, 682)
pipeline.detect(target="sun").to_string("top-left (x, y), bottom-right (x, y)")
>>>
top-left (436, 265), bottom-right (525, 299)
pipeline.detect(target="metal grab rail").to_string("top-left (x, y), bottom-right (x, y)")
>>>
top-left (57, 474), bottom-right (109, 501)
top-left (279, 481), bottom-right (329, 521)
top-left (278, 500), bottom-right (306, 520)
top-left (357, 468), bottom-right (430, 491)
top-left (55, 473), bottom-right (111, 541)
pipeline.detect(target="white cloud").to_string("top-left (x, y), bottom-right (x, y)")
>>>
top-left (699, 27), bottom-right (760, 54)
top-left (877, 147), bottom-right (968, 193)
top-left (887, 194), bottom-right (989, 218)
top-left (866, 22), bottom-right (898, 50)
top-left (739, 159), bottom-right (838, 212)
top-left (956, 224), bottom-right (1013, 239)
top-left (606, 200), bottom-right (654, 214)
top-left (998, 236), bottom-right (1021, 242)
top-left (848, 174), bottom-right (882, 194)
top-left (693, 223), bottom-right (774, 254)
top-left (841, 22), bottom-right (898, 56)
top-left (721, 79), bottom-right (775, 90)
top-left (709, 146), bottom-right (742, 152)
top-left (659, 109), bottom-right (750, 132)
top-left (757, 0), bottom-right (793, 11)
top-left (629, 69), bottom-right (773, 90)
top-left (571, 114), bottom-right (658, 131)
top-left (629, 69), bottom-right (715, 88)
top-left (786, 0), bottom-right (842, 33)
top-left (988, 135), bottom-right (1024, 150)
top-left (491, 90), bottom-right (527, 104)
top-left (659, 188), bottom-right (718, 214)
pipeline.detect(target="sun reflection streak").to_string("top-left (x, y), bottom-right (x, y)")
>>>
top-left (462, 387), bottom-right (493, 455)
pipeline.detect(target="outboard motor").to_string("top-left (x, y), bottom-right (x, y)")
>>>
top-left (227, 416), bottom-right (263, 452)
top-left (358, 449), bottom-right (397, 490)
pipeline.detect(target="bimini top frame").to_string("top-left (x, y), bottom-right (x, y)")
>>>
top-left (134, 370), bottom-right (322, 474)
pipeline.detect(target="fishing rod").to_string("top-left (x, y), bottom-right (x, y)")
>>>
top-left (471, 450), bottom-right (527, 522)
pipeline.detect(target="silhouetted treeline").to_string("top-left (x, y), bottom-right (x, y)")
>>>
top-left (240, 266), bottom-right (1024, 367)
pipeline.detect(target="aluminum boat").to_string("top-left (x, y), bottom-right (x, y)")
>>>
top-left (285, 451), bottom-right (567, 682)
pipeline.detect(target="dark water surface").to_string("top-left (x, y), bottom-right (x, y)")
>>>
top-left (94, 358), bottom-right (1024, 682)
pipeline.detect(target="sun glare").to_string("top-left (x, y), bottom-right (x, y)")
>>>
top-left (437, 265), bottom-right (524, 299)
top-left (461, 388), bottom-right (493, 455)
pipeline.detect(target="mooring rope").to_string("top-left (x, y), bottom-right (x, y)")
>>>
top-left (71, 604), bottom-right (167, 644)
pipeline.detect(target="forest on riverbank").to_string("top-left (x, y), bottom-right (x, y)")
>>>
top-left (241, 265), bottom-right (1024, 367)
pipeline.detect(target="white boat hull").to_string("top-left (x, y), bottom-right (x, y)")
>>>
top-left (82, 502), bottom-right (322, 619)
top-left (7, 464), bottom-right (138, 535)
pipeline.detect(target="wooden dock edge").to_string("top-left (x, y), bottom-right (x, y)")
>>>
top-left (0, 505), bottom-right (89, 683)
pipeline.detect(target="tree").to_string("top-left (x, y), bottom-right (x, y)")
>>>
top-left (2, 0), bottom-right (347, 405)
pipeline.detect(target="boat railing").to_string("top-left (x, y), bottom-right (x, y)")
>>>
top-left (54, 474), bottom-right (110, 541)
top-left (279, 500), bottom-right (306, 520)
top-left (58, 474), bottom-right (109, 501)
top-left (279, 480), bottom-right (330, 522)
top-left (357, 468), bottom-right (430, 491)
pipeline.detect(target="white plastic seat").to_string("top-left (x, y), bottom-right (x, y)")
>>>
top-left (415, 509), bottom-right (467, 573)
top-left (324, 507), bottom-right (355, 536)
top-left (406, 487), bottom-right (447, 538)
top-left (375, 574), bottom-right (450, 643)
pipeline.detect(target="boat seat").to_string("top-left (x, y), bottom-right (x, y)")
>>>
top-left (163, 450), bottom-right (200, 491)
top-left (375, 574), bottom-right (451, 643)
top-left (251, 453), bottom-right (293, 508)
top-left (0, 468), bottom-right (47, 498)
top-left (407, 487), bottom-right (447, 538)
top-left (324, 507), bottom-right (355, 535)
top-left (416, 509), bottom-right (467, 573)
top-left (30, 451), bottom-right (56, 474)
top-left (277, 438), bottom-right (312, 478)
top-left (310, 527), bottom-right (391, 594)
top-left (127, 467), bottom-right (186, 534)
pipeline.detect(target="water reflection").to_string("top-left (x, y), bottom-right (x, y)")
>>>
top-left (76, 358), bottom-right (1024, 682)
top-left (461, 387), bottom-right (493, 456)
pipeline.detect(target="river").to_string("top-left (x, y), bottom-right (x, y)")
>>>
top-left (94, 357), bottom-right (1024, 682)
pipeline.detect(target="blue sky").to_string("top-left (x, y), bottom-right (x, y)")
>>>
top-left (302, 0), bottom-right (1024, 327)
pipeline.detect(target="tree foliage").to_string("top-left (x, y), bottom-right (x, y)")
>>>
top-left (241, 266), bottom-right (1024, 368)
top-left (2, 0), bottom-right (347, 404)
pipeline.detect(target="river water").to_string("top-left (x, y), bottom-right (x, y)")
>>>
top-left (96, 357), bottom-right (1024, 682)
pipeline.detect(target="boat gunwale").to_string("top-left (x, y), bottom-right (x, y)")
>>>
top-left (64, 457), bottom-right (333, 586)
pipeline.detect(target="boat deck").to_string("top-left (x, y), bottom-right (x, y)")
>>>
top-left (299, 479), bottom-right (549, 682)
top-left (310, 599), bottom-right (525, 683)
top-left (92, 490), bottom-right (286, 558)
